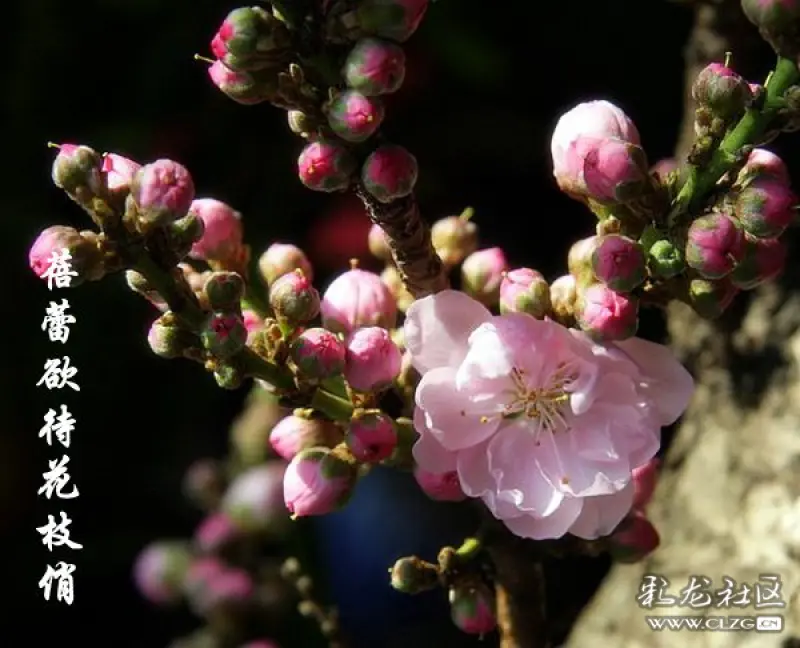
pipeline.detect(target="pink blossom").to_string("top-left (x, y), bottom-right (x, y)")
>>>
top-left (344, 326), bottom-right (403, 391)
top-left (576, 283), bottom-right (639, 341)
top-left (737, 148), bottom-right (790, 186)
top-left (413, 467), bottom-right (467, 502)
top-left (102, 153), bottom-right (141, 194)
top-left (188, 198), bottom-right (243, 262)
top-left (321, 267), bottom-right (397, 334)
top-left (404, 290), bottom-right (694, 540)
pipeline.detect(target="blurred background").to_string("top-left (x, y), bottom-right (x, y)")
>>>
top-left (2, 0), bottom-right (783, 646)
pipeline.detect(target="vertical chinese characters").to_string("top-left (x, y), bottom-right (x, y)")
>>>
top-left (36, 248), bottom-right (81, 605)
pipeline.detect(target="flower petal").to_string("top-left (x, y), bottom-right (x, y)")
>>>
top-left (416, 366), bottom-right (501, 450)
top-left (567, 480), bottom-right (635, 540)
top-left (404, 290), bottom-right (491, 374)
top-left (411, 408), bottom-right (458, 472)
top-left (502, 497), bottom-right (583, 540)
top-left (457, 441), bottom-right (523, 519)
top-left (615, 337), bottom-right (695, 425)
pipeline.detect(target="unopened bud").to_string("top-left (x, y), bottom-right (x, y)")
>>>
top-left (131, 159), bottom-right (195, 227)
top-left (389, 556), bottom-right (439, 594)
top-left (211, 6), bottom-right (291, 71)
top-left (461, 247), bottom-right (508, 307)
top-left (344, 326), bottom-right (402, 392)
top-left (414, 468), bottom-right (466, 502)
top-left (168, 212), bottom-right (206, 259)
top-left (290, 328), bottom-right (346, 380)
top-left (321, 267), bottom-right (397, 334)
top-left (380, 265), bottom-right (415, 312)
top-left (102, 152), bottom-right (141, 199)
top-left (730, 235), bottom-right (787, 289)
top-left (133, 541), bottom-right (191, 605)
top-left (203, 272), bottom-right (245, 311)
top-left (688, 276), bottom-right (739, 319)
top-left (734, 176), bottom-right (797, 238)
top-left (208, 60), bottom-right (277, 105)
top-left (567, 236), bottom-right (600, 286)
top-left (51, 144), bottom-right (104, 198)
top-left (29, 225), bottom-right (104, 286)
top-left (576, 282), bottom-right (639, 341)
top-left (591, 235), bottom-right (646, 292)
top-left (269, 269), bottom-right (320, 324)
top-left (188, 198), bottom-right (244, 262)
top-left (382, 416), bottom-right (418, 469)
top-left (607, 511), bottom-right (660, 563)
top-left (287, 110), bottom-right (319, 136)
top-left (356, 0), bottom-right (429, 43)
top-left (148, 313), bottom-right (199, 359)
top-left (646, 238), bottom-right (685, 278)
top-left (549, 274), bottom-right (578, 322)
top-left (685, 212), bottom-right (746, 279)
top-left (499, 268), bottom-right (551, 317)
top-left (258, 242), bottom-right (314, 286)
top-left (270, 414), bottom-right (343, 461)
top-left (449, 583), bottom-right (497, 635)
top-left (327, 90), bottom-right (385, 142)
top-left (737, 148), bottom-right (790, 186)
top-left (347, 411), bottom-right (397, 463)
top-left (283, 447), bottom-right (359, 517)
top-left (344, 37), bottom-right (406, 96)
top-left (632, 458), bottom-right (660, 510)
top-left (741, 0), bottom-right (800, 60)
top-left (361, 144), bottom-right (418, 203)
top-left (431, 211), bottom-right (479, 267)
top-left (201, 312), bottom-right (247, 359)
top-left (692, 62), bottom-right (752, 120)
top-left (298, 139), bottom-right (357, 192)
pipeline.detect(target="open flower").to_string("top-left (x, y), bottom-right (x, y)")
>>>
top-left (404, 290), bottom-right (693, 540)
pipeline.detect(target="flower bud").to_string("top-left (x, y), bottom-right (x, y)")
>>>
top-left (269, 269), bottom-right (320, 324)
top-left (347, 411), bottom-right (397, 463)
top-left (201, 312), bottom-right (247, 359)
top-left (576, 282), bottom-right (639, 341)
top-left (692, 63), bottom-right (752, 120)
top-left (102, 152), bottom-right (141, 198)
top-left (368, 223), bottom-right (393, 263)
top-left (203, 272), bottom-right (245, 311)
top-left (283, 447), bottom-right (359, 517)
top-left (632, 458), bottom-right (660, 511)
top-left (221, 462), bottom-right (287, 533)
top-left (194, 512), bottom-right (241, 553)
top-left (344, 326), bottom-right (402, 392)
top-left (168, 213), bottom-right (206, 259)
top-left (380, 265), bottom-right (415, 312)
top-left (298, 139), bottom-right (357, 192)
top-left (290, 328), bottom-right (347, 379)
top-left (259, 243), bottom-right (314, 286)
top-left (183, 458), bottom-right (226, 510)
top-left (591, 235), bottom-right (646, 292)
top-left (688, 276), bottom-right (739, 319)
top-left (499, 268), bottom-right (551, 317)
top-left (549, 274), bottom-right (578, 321)
top-left (607, 511), bottom-right (660, 563)
top-left (211, 6), bottom-right (290, 71)
top-left (184, 559), bottom-right (254, 615)
top-left (431, 211), bottom-right (479, 266)
top-left (188, 198), bottom-right (244, 262)
top-left (270, 414), bottom-right (343, 461)
top-left (51, 144), bottom-right (104, 197)
top-left (148, 314), bottom-right (198, 359)
top-left (321, 267), bottom-right (397, 334)
top-left (551, 100), bottom-right (641, 201)
top-left (741, 0), bottom-right (800, 59)
top-left (567, 236), bottom-right (600, 286)
top-left (389, 556), bottom-right (439, 594)
top-left (570, 138), bottom-right (650, 203)
top-left (685, 212), bottom-right (746, 279)
top-left (646, 238), bottom-right (685, 278)
top-left (730, 235), bottom-right (787, 289)
top-left (356, 0), bottom-right (429, 42)
top-left (327, 90), bottom-right (385, 142)
top-left (29, 225), bottom-right (104, 285)
top-left (215, 363), bottom-right (245, 390)
top-left (461, 247), bottom-right (508, 307)
top-left (343, 37), bottom-right (406, 95)
top-left (133, 541), bottom-right (191, 605)
top-left (449, 583), bottom-right (497, 635)
top-left (208, 60), bottom-right (277, 105)
top-left (737, 148), bottom-right (790, 186)
top-left (361, 144), bottom-right (418, 203)
top-left (131, 160), bottom-right (195, 227)
top-left (734, 176), bottom-right (797, 238)
top-left (382, 416), bottom-right (418, 469)
top-left (651, 157), bottom-right (679, 180)
top-left (414, 468), bottom-right (466, 502)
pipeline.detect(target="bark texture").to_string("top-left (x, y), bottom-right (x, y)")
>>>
top-left (566, 2), bottom-right (800, 646)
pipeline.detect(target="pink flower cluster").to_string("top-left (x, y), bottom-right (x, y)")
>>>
top-left (405, 290), bottom-right (693, 541)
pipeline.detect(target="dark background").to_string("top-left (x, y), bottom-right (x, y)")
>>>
top-left (2, 1), bottom-right (781, 646)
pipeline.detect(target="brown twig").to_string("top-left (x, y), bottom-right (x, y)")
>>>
top-left (353, 183), bottom-right (449, 298)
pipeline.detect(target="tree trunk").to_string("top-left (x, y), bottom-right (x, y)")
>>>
top-left (566, 2), bottom-right (800, 645)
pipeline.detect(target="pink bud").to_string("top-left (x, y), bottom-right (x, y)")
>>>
top-left (632, 458), bottom-right (660, 510)
top-left (576, 283), bottom-right (639, 341)
top-left (741, 0), bottom-right (800, 59)
top-left (102, 153), bottom-right (141, 195)
top-left (208, 60), bottom-right (272, 105)
top-left (688, 277), bottom-right (739, 319)
top-left (327, 90), bottom-right (385, 142)
top-left (321, 267), bottom-right (398, 334)
top-left (431, 212), bottom-right (478, 266)
top-left (242, 309), bottom-right (264, 339)
top-left (356, 0), bottom-right (429, 43)
top-left (344, 326), bottom-right (402, 392)
top-left (591, 235), bottom-right (646, 292)
top-left (51, 143), bottom-right (104, 195)
top-left (194, 512), bottom-right (241, 553)
top-left (343, 37), bottom-right (406, 96)
top-left (737, 148), bottom-right (790, 186)
top-left (414, 467), bottom-right (467, 502)
top-left (184, 559), bottom-right (254, 615)
top-left (461, 247), bottom-right (509, 307)
top-left (565, 136), bottom-right (649, 203)
top-left (685, 212), bottom-right (746, 279)
top-left (269, 269), bottom-right (320, 324)
top-left (608, 511), bottom-right (661, 563)
top-left (131, 159), bottom-right (195, 227)
top-left (258, 242), bottom-right (314, 286)
top-left (449, 584), bottom-right (497, 635)
top-left (550, 274), bottom-right (578, 320)
top-left (298, 139), bottom-right (357, 192)
top-left (133, 541), bottom-right (191, 605)
top-left (730, 235), bottom-right (788, 289)
top-left (692, 63), bottom-right (751, 118)
top-left (651, 157), bottom-right (679, 179)
top-left (735, 176), bottom-right (797, 238)
top-left (29, 225), bottom-right (82, 279)
top-left (347, 411), bottom-right (398, 463)
top-left (361, 144), bottom-right (418, 203)
top-left (368, 223), bottom-right (393, 262)
top-left (221, 462), bottom-right (287, 532)
top-left (567, 235), bottom-right (600, 284)
top-left (290, 328), bottom-right (347, 379)
top-left (270, 415), bottom-right (342, 461)
top-left (284, 447), bottom-right (359, 517)
top-left (188, 198), bottom-right (243, 261)
top-left (499, 268), bottom-right (551, 317)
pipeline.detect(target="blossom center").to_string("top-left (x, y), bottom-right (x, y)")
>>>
top-left (501, 363), bottom-right (575, 434)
